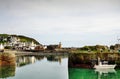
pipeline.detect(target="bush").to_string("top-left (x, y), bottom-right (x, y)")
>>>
top-left (4, 46), bottom-right (12, 49)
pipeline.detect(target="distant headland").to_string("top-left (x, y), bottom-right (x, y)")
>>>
top-left (0, 34), bottom-right (62, 52)
top-left (0, 33), bottom-right (120, 53)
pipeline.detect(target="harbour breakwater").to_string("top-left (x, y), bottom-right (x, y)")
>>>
top-left (68, 53), bottom-right (120, 69)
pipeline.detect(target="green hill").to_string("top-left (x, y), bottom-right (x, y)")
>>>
top-left (0, 34), bottom-right (40, 45)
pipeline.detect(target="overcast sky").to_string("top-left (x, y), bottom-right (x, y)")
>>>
top-left (0, 0), bottom-right (120, 47)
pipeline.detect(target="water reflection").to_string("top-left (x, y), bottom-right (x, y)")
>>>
top-left (47, 55), bottom-right (62, 64)
top-left (14, 55), bottom-right (68, 79)
top-left (95, 69), bottom-right (116, 79)
top-left (1, 54), bottom-right (120, 79)
top-left (0, 54), bottom-right (68, 79)
top-left (16, 56), bottom-right (44, 67)
top-left (16, 55), bottom-right (67, 67)
top-left (68, 68), bottom-right (120, 79)
top-left (0, 66), bottom-right (16, 78)
top-left (95, 69), bottom-right (116, 75)
top-left (69, 68), bottom-right (96, 79)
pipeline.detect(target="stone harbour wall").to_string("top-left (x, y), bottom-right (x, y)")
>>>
top-left (68, 53), bottom-right (120, 69)
top-left (0, 53), bottom-right (16, 66)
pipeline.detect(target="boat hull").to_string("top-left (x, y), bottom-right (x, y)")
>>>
top-left (94, 65), bottom-right (116, 69)
top-left (0, 49), bottom-right (4, 52)
top-left (0, 44), bottom-right (4, 52)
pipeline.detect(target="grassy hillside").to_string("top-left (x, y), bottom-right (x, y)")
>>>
top-left (0, 34), bottom-right (40, 45)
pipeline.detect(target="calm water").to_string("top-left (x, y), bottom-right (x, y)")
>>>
top-left (0, 55), bottom-right (68, 79)
top-left (1, 55), bottom-right (120, 79)
top-left (69, 68), bottom-right (120, 79)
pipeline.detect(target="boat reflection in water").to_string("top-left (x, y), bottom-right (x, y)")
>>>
top-left (69, 68), bottom-right (119, 79)
top-left (95, 68), bottom-right (116, 75)
top-left (95, 69), bottom-right (116, 79)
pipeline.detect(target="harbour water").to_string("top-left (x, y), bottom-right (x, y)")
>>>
top-left (0, 55), bottom-right (68, 79)
top-left (69, 68), bottom-right (120, 79)
top-left (1, 55), bottom-right (120, 79)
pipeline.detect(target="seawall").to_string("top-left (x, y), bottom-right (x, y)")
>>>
top-left (0, 53), bottom-right (16, 66)
top-left (68, 53), bottom-right (120, 69)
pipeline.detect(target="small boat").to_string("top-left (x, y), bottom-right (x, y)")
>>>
top-left (94, 57), bottom-right (116, 69)
top-left (0, 44), bottom-right (4, 52)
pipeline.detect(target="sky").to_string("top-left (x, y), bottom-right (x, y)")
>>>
top-left (0, 0), bottom-right (120, 47)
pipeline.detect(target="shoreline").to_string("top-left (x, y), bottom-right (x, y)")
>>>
top-left (3, 49), bottom-right (69, 56)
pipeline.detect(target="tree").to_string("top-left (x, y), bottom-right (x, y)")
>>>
top-left (110, 45), bottom-right (115, 50)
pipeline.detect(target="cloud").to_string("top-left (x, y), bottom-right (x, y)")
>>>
top-left (0, 0), bottom-right (120, 17)
top-left (0, 0), bottom-right (120, 46)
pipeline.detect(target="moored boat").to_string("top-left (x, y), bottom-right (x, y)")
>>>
top-left (94, 57), bottom-right (116, 69)
top-left (0, 44), bottom-right (4, 52)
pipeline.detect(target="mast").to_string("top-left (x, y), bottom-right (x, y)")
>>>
top-left (0, 44), bottom-right (4, 50)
